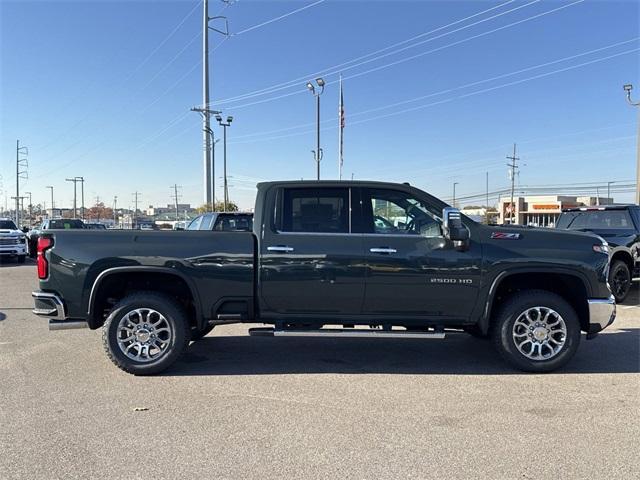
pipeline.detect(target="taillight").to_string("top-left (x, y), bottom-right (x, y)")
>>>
top-left (37, 237), bottom-right (53, 279)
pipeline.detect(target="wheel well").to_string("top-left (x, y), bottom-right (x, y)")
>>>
top-left (89, 272), bottom-right (198, 329)
top-left (488, 273), bottom-right (589, 332)
top-left (611, 250), bottom-right (633, 273)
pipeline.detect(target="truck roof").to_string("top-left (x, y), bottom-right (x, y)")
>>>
top-left (562, 204), bottom-right (638, 212)
top-left (256, 180), bottom-right (413, 188)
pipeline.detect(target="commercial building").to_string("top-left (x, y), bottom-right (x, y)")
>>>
top-left (498, 195), bottom-right (613, 227)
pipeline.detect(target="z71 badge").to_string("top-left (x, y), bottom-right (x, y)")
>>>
top-left (491, 232), bottom-right (521, 240)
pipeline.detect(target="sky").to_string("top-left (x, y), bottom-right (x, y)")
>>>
top-left (1, 0), bottom-right (639, 212)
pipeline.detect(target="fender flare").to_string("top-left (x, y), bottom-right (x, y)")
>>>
top-left (477, 267), bottom-right (592, 334)
top-left (86, 266), bottom-right (203, 329)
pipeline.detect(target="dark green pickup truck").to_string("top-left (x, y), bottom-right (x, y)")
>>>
top-left (32, 181), bottom-right (616, 375)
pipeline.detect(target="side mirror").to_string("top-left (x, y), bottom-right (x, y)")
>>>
top-left (442, 207), bottom-right (469, 243)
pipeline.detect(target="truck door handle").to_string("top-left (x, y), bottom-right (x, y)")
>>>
top-left (370, 247), bottom-right (397, 254)
top-left (267, 245), bottom-right (295, 253)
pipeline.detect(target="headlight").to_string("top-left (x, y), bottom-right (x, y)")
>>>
top-left (593, 242), bottom-right (609, 255)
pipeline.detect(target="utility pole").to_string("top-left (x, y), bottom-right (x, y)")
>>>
top-left (15, 140), bottom-right (28, 226)
top-left (170, 184), bottom-right (182, 221)
top-left (306, 78), bottom-right (325, 180)
top-left (452, 182), bottom-right (459, 208)
top-left (113, 196), bottom-right (118, 227)
top-left (215, 114), bottom-right (233, 211)
top-left (132, 192), bottom-right (141, 229)
top-left (485, 172), bottom-right (489, 225)
top-left (46, 186), bottom-right (54, 218)
top-left (24, 191), bottom-right (32, 226)
top-left (193, 0), bottom-right (229, 208)
top-left (623, 84), bottom-right (640, 204)
top-left (507, 143), bottom-right (520, 225)
top-left (65, 177), bottom-right (79, 218)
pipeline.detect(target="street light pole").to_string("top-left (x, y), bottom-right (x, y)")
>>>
top-left (452, 182), bottom-right (459, 208)
top-left (24, 191), bottom-right (32, 226)
top-left (623, 84), bottom-right (640, 204)
top-left (46, 186), bottom-right (54, 218)
top-left (65, 178), bottom-right (78, 218)
top-left (306, 78), bottom-right (325, 180)
top-left (215, 114), bottom-right (233, 212)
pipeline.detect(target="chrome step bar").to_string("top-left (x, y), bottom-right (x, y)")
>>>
top-left (49, 320), bottom-right (88, 331)
top-left (249, 327), bottom-right (445, 339)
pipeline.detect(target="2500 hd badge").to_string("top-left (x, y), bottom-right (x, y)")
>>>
top-left (430, 278), bottom-right (474, 285)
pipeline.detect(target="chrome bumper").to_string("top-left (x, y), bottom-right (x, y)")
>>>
top-left (32, 291), bottom-right (88, 330)
top-left (32, 291), bottom-right (66, 319)
top-left (587, 296), bottom-right (616, 332)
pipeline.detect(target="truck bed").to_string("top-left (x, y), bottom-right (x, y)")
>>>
top-left (40, 230), bottom-right (256, 325)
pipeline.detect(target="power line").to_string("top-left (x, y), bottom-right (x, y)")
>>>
top-left (215, 0), bottom-right (522, 104)
top-left (233, 0), bottom-right (327, 36)
top-left (229, 39), bottom-right (638, 142)
top-left (219, 0), bottom-right (586, 110)
top-left (229, 47), bottom-right (639, 145)
top-left (213, 0), bottom-right (586, 109)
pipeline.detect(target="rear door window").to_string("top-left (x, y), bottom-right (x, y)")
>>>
top-left (279, 188), bottom-right (350, 233)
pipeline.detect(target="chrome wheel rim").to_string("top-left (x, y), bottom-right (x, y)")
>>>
top-left (512, 306), bottom-right (567, 361)
top-left (116, 308), bottom-right (172, 363)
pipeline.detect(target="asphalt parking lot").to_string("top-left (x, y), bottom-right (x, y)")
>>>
top-left (1, 259), bottom-right (638, 479)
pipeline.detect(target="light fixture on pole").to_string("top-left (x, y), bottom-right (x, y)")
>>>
top-left (623, 84), bottom-right (640, 204)
top-left (215, 114), bottom-right (233, 212)
top-left (307, 77), bottom-right (325, 180)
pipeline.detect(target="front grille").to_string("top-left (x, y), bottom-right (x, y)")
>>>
top-left (0, 237), bottom-right (21, 246)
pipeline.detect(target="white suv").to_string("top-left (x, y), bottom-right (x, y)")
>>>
top-left (0, 218), bottom-right (28, 263)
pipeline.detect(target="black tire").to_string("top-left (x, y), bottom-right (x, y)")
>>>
top-left (102, 292), bottom-right (190, 375)
top-left (492, 290), bottom-right (581, 373)
top-left (17, 255), bottom-right (26, 264)
top-left (190, 324), bottom-right (215, 341)
top-left (609, 260), bottom-right (631, 303)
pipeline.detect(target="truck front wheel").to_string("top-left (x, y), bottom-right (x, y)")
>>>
top-left (609, 260), bottom-right (631, 303)
top-left (492, 290), bottom-right (581, 373)
top-left (102, 292), bottom-right (190, 375)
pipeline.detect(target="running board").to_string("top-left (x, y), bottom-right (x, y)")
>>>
top-left (248, 327), bottom-right (445, 339)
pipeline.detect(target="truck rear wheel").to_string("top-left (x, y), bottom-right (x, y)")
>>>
top-left (609, 260), bottom-right (630, 303)
top-left (102, 292), bottom-right (190, 375)
top-left (492, 290), bottom-right (581, 373)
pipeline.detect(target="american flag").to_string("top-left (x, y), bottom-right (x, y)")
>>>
top-left (338, 75), bottom-right (344, 180)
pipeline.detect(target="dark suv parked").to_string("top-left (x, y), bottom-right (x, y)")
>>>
top-left (556, 205), bottom-right (639, 302)
top-left (28, 218), bottom-right (85, 257)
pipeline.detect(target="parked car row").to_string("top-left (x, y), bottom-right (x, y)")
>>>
top-left (555, 204), bottom-right (640, 302)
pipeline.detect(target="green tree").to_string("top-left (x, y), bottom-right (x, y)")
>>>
top-left (197, 201), bottom-right (239, 213)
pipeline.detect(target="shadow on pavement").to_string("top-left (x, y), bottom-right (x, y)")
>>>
top-left (167, 328), bottom-right (640, 376)
top-left (0, 312), bottom-right (5, 321)
top-left (0, 258), bottom-right (35, 267)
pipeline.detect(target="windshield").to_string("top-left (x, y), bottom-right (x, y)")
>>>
top-left (0, 220), bottom-right (18, 230)
top-left (557, 210), bottom-right (634, 230)
top-left (48, 219), bottom-right (85, 229)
